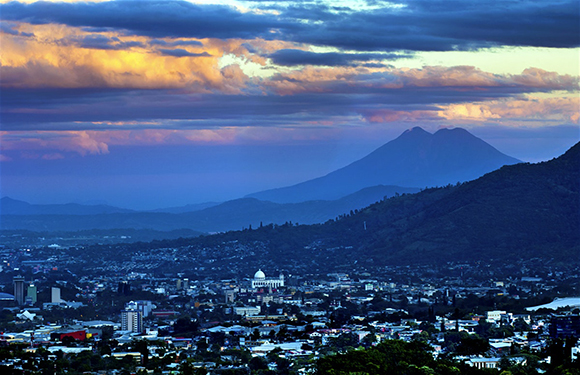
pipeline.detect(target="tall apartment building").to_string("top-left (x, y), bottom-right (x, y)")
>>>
top-left (121, 309), bottom-right (143, 333)
top-left (13, 276), bottom-right (25, 305)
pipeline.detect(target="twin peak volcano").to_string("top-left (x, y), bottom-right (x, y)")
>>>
top-left (247, 127), bottom-right (521, 203)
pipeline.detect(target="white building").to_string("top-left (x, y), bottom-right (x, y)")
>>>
top-left (121, 309), bottom-right (143, 333)
top-left (467, 357), bottom-right (501, 369)
top-left (486, 310), bottom-right (512, 323)
top-left (51, 287), bottom-right (61, 303)
top-left (251, 270), bottom-right (284, 289)
top-left (234, 306), bottom-right (261, 317)
top-left (125, 300), bottom-right (155, 317)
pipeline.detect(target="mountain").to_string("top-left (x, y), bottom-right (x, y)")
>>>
top-left (0, 185), bottom-right (419, 232)
top-left (301, 141), bottom-right (580, 264)
top-left (69, 142), bottom-right (579, 272)
top-left (0, 197), bottom-right (134, 215)
top-left (247, 127), bottom-right (521, 203)
top-left (148, 202), bottom-right (221, 214)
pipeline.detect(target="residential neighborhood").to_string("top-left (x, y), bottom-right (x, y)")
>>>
top-left (0, 241), bottom-right (578, 374)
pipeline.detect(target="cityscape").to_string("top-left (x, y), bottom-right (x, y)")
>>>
top-left (1, 0), bottom-right (579, 374)
top-left (0, 231), bottom-right (579, 374)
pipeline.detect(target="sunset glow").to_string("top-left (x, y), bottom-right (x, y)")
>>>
top-left (1, 0), bottom-right (578, 208)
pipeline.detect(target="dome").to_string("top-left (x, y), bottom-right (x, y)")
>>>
top-left (254, 270), bottom-right (266, 279)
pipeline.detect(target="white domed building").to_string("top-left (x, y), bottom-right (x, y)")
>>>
top-left (251, 269), bottom-right (284, 289)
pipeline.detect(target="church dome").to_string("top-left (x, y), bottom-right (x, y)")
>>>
top-left (254, 270), bottom-right (266, 279)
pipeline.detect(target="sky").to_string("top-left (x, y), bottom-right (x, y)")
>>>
top-left (0, 0), bottom-right (579, 210)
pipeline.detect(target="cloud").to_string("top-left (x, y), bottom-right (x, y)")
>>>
top-left (157, 48), bottom-right (211, 58)
top-left (0, 1), bottom-right (288, 39)
top-left (362, 109), bottom-right (438, 123)
top-left (1, 0), bottom-right (578, 52)
top-left (0, 24), bottom-right (250, 90)
top-left (438, 96), bottom-right (580, 123)
top-left (280, 0), bottom-right (580, 51)
top-left (0, 131), bottom-right (109, 156)
top-left (263, 66), bottom-right (579, 96)
top-left (68, 34), bottom-right (145, 50)
top-left (1, 65), bottom-right (577, 132)
top-left (149, 38), bottom-right (203, 47)
top-left (268, 49), bottom-right (411, 66)
top-left (0, 21), bottom-right (34, 37)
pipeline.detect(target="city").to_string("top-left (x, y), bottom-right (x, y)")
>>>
top-left (1, 0), bottom-right (579, 374)
top-left (0, 239), bottom-right (578, 374)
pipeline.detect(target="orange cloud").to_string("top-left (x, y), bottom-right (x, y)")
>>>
top-left (0, 22), bottom-right (251, 92)
top-left (264, 65), bottom-right (579, 95)
top-left (438, 96), bottom-right (580, 123)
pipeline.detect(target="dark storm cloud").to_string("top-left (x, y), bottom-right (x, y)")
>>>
top-left (0, 0), bottom-right (290, 39)
top-left (281, 0), bottom-right (580, 51)
top-left (1, 0), bottom-right (578, 51)
top-left (157, 48), bottom-right (211, 58)
top-left (268, 49), bottom-right (411, 66)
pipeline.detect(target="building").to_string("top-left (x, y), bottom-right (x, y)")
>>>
top-left (27, 284), bottom-right (37, 305)
top-left (13, 276), bottom-right (25, 305)
top-left (251, 270), bottom-right (284, 289)
top-left (125, 300), bottom-right (155, 317)
top-left (234, 306), bottom-right (261, 317)
top-left (549, 314), bottom-right (580, 339)
top-left (224, 289), bottom-right (235, 304)
top-left (121, 309), bottom-right (143, 333)
top-left (51, 287), bottom-right (61, 303)
top-left (0, 292), bottom-right (16, 307)
top-left (467, 357), bottom-right (501, 369)
top-left (485, 310), bottom-right (511, 323)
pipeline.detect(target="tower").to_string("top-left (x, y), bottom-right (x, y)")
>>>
top-left (26, 284), bottom-right (37, 305)
top-left (13, 276), bottom-right (25, 305)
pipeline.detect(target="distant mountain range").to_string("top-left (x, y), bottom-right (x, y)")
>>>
top-left (0, 197), bottom-right (135, 215)
top-left (69, 141), bottom-right (579, 270)
top-left (247, 127), bottom-right (521, 203)
top-left (1, 127), bottom-right (522, 234)
top-left (136, 141), bottom-right (578, 267)
top-left (0, 185), bottom-right (419, 232)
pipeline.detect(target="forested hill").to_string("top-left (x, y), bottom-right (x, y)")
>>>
top-left (344, 141), bottom-right (580, 264)
top-left (107, 142), bottom-right (579, 268)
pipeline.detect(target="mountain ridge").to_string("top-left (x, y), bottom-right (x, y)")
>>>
top-left (247, 127), bottom-right (521, 203)
top-left (0, 184), bottom-right (419, 232)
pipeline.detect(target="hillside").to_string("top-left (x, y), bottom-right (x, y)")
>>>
top-left (247, 127), bottom-right (521, 203)
top-left (0, 185), bottom-right (419, 232)
top-left (106, 142), bottom-right (578, 268)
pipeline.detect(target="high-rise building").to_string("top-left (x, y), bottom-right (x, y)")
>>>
top-left (125, 300), bottom-right (155, 317)
top-left (26, 284), bottom-right (37, 305)
top-left (13, 276), bottom-right (25, 305)
top-left (51, 287), bottom-right (61, 303)
top-left (118, 281), bottom-right (130, 295)
top-left (121, 309), bottom-right (143, 333)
